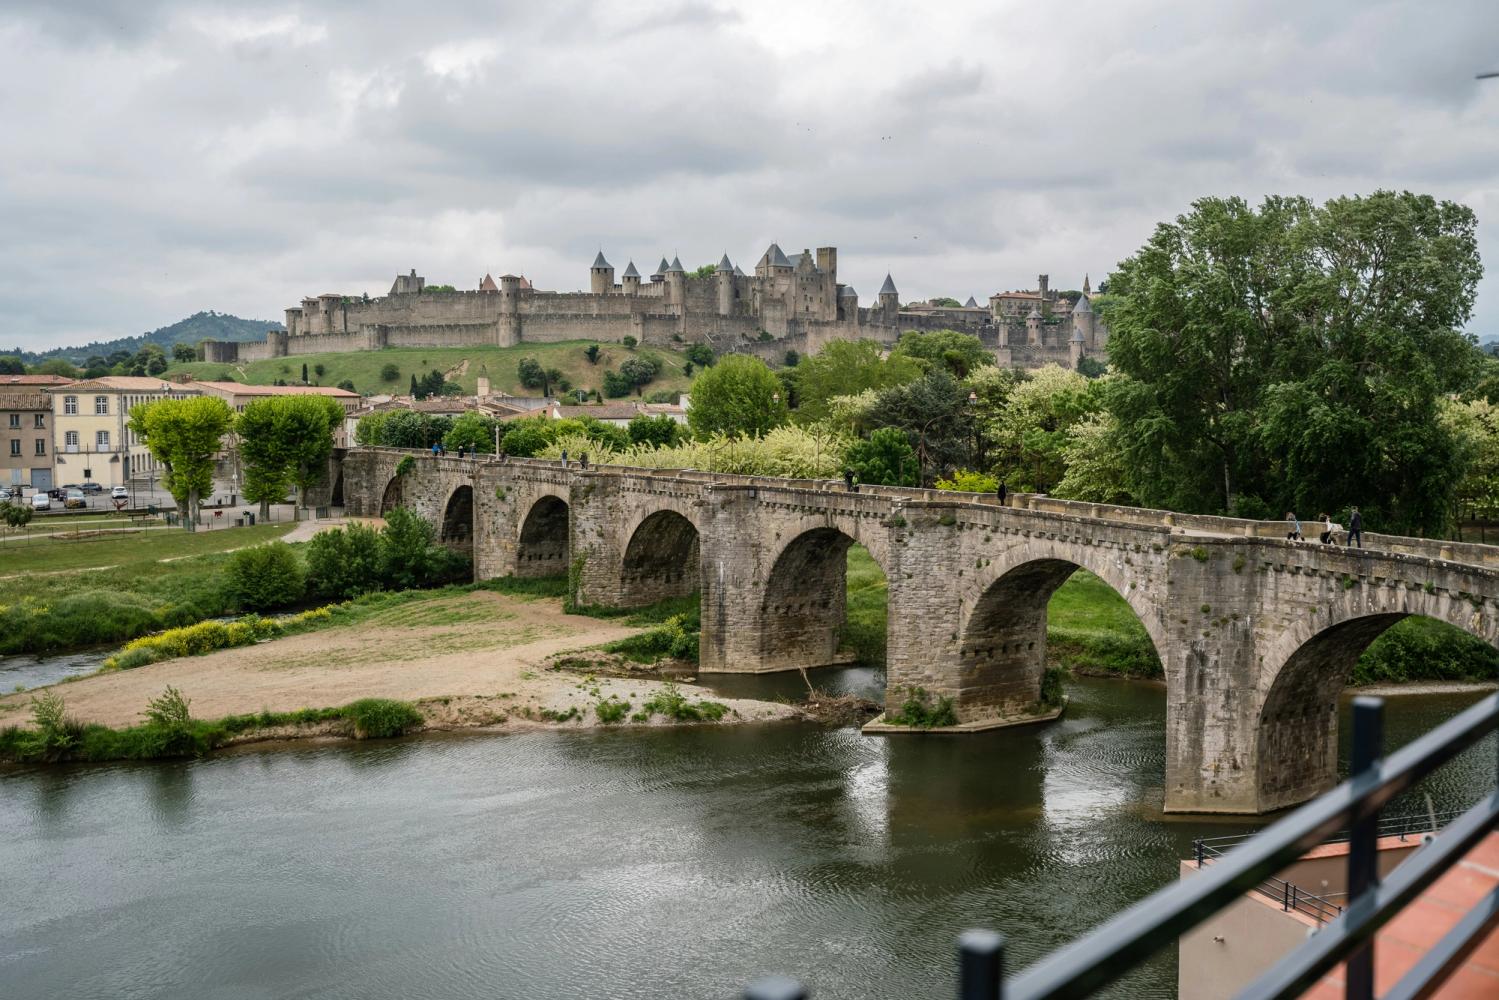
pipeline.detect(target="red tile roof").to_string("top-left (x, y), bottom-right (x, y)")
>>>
top-left (0, 374), bottom-right (74, 385)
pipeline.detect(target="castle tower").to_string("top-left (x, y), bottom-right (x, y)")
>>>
top-left (621, 260), bottom-right (641, 296)
top-left (1026, 305), bottom-right (1042, 346)
top-left (715, 254), bottom-right (734, 316)
top-left (1069, 326), bottom-right (1085, 369)
top-left (663, 255), bottom-right (686, 308)
top-left (878, 273), bottom-right (899, 320)
top-left (816, 246), bottom-right (838, 278)
top-left (1038, 273), bottom-right (1050, 315)
top-left (590, 251), bottom-right (614, 295)
top-left (497, 274), bottom-right (521, 347)
top-left (1072, 286), bottom-right (1095, 347)
top-left (838, 284), bottom-right (858, 323)
top-left (1082, 273), bottom-right (1091, 296)
top-left (651, 257), bottom-right (669, 287)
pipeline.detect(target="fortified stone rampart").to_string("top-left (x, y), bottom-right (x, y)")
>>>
top-left (336, 447), bottom-right (1499, 816)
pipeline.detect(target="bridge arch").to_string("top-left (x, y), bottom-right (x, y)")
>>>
top-left (1253, 580), bottom-right (1499, 812)
top-left (759, 525), bottom-right (890, 672)
top-left (516, 492), bottom-right (570, 577)
top-left (956, 543), bottom-right (1167, 721)
top-left (619, 507), bottom-right (702, 607)
top-left (379, 476), bottom-right (402, 514)
top-left (439, 485), bottom-right (474, 557)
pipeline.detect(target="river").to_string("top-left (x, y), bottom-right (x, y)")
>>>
top-left (1, 676), bottom-right (1493, 999)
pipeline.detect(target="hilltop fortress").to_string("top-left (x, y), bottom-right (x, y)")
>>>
top-left (203, 244), bottom-right (1106, 370)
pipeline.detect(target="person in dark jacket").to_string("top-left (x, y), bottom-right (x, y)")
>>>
top-left (997, 481), bottom-right (1008, 506)
top-left (843, 469), bottom-right (854, 491)
top-left (1347, 506), bottom-right (1363, 548)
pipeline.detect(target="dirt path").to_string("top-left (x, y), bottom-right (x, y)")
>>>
top-left (0, 590), bottom-right (797, 733)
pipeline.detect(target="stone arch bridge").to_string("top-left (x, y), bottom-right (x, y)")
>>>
top-left (340, 447), bottom-right (1499, 815)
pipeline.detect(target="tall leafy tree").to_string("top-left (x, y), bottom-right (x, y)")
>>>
top-left (1105, 191), bottom-right (1481, 533)
top-left (236, 396), bottom-right (346, 515)
top-left (791, 340), bottom-right (923, 423)
top-left (890, 329), bottom-right (993, 377)
top-left (687, 355), bottom-right (787, 439)
top-left (129, 396), bottom-right (234, 528)
top-left (236, 399), bottom-right (293, 519)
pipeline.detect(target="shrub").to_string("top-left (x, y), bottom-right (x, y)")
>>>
top-left (224, 542), bottom-right (305, 612)
top-left (380, 507), bottom-right (437, 590)
top-left (637, 682), bottom-right (727, 722)
top-left (595, 696), bottom-right (631, 724)
top-left (621, 335), bottom-right (637, 350)
top-left (380, 363), bottom-right (401, 382)
top-left (584, 344), bottom-right (601, 364)
top-left (604, 613), bottom-right (699, 663)
top-left (344, 698), bottom-right (423, 738)
top-left (22, 691), bottom-right (81, 761)
top-left (684, 343), bottom-right (715, 367)
top-left (886, 687), bottom-right (958, 728)
top-left (306, 521), bottom-right (384, 600)
top-left (1040, 668), bottom-right (1066, 708)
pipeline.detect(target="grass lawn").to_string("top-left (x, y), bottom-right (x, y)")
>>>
top-left (165, 340), bottom-right (698, 398)
top-left (1, 522), bottom-right (292, 576)
top-left (842, 545), bottom-right (889, 664)
top-left (1046, 570), bottom-right (1162, 677)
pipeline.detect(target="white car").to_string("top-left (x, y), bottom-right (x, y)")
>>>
top-left (0, 487), bottom-right (11, 501)
top-left (30, 493), bottom-right (50, 511)
top-left (110, 486), bottom-right (129, 500)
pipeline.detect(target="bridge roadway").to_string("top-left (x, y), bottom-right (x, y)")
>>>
top-left (335, 447), bottom-right (1499, 815)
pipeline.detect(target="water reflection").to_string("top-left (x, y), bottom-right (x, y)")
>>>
top-left (0, 678), bottom-right (1491, 1000)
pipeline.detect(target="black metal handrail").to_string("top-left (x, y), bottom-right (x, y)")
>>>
top-left (743, 692), bottom-right (1499, 1000)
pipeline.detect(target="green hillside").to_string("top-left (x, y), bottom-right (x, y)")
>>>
top-left (5, 311), bottom-right (283, 365)
top-left (166, 340), bottom-right (698, 399)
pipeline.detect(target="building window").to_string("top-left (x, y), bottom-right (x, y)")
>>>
top-left (6, 414), bottom-right (16, 428)
top-left (8, 440), bottom-right (18, 457)
top-left (34, 439), bottom-right (45, 456)
top-left (64, 396), bottom-right (77, 415)
top-left (66, 431), bottom-right (78, 448)
top-left (95, 396), bottom-right (109, 415)
top-left (33, 413), bottom-right (43, 428)
top-left (96, 430), bottom-right (110, 449)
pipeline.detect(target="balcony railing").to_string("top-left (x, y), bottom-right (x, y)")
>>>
top-left (744, 693), bottom-right (1499, 1000)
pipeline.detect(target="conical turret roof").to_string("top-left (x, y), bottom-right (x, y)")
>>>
top-left (1072, 292), bottom-right (1091, 314)
top-left (716, 253), bottom-right (733, 273)
top-left (665, 256), bottom-right (685, 273)
top-left (1027, 305), bottom-right (1042, 319)
top-left (964, 296), bottom-right (978, 308)
top-left (766, 243), bottom-right (791, 268)
top-left (839, 285), bottom-right (858, 298)
top-left (479, 273), bottom-right (499, 292)
top-left (879, 273), bottom-right (897, 295)
top-left (654, 257), bottom-right (669, 277)
top-left (733, 265), bottom-right (745, 277)
top-left (622, 261), bottom-right (640, 278)
top-left (592, 251), bottom-right (611, 269)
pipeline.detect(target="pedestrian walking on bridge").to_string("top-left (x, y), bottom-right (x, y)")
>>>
top-left (1285, 511), bottom-right (1302, 541)
top-left (1347, 506), bottom-right (1363, 548)
top-left (997, 481), bottom-right (1007, 506)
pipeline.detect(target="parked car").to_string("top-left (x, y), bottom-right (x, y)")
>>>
top-left (31, 493), bottom-right (50, 511)
top-left (64, 488), bottom-right (87, 509)
top-left (79, 482), bottom-right (105, 494)
top-left (0, 487), bottom-right (12, 501)
top-left (110, 486), bottom-right (130, 500)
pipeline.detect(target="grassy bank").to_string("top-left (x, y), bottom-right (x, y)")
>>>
top-left (0, 691), bottom-right (424, 764)
top-left (0, 524), bottom-right (295, 656)
top-left (166, 340), bottom-right (697, 398)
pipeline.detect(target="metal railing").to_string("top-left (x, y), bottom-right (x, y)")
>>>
top-left (743, 693), bottom-right (1499, 999)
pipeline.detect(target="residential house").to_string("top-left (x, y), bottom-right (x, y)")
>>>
top-left (44, 376), bottom-right (201, 488)
top-left (0, 374), bottom-right (72, 491)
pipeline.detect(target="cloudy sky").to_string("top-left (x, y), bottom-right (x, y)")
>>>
top-left (3, 0), bottom-right (1498, 349)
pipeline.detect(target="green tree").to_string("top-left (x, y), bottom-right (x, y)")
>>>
top-left (936, 469), bottom-right (998, 493)
top-left (584, 344), bottom-right (601, 364)
top-left (1054, 413), bottom-right (1134, 504)
top-left (1441, 397), bottom-right (1499, 523)
top-left (380, 362), bottom-right (400, 382)
top-left (865, 368), bottom-right (973, 484)
top-left (891, 329), bottom-right (993, 377)
top-left (224, 542), bottom-right (305, 611)
top-left (34, 358), bottom-right (78, 378)
top-left (517, 357), bottom-right (546, 391)
top-left (306, 521), bottom-right (384, 600)
top-left (986, 365), bottom-right (1104, 493)
top-left (627, 414), bottom-right (682, 448)
top-left (620, 356), bottom-right (659, 395)
top-left (354, 410), bottom-right (393, 446)
top-left (444, 412), bottom-right (497, 454)
top-left (1107, 191), bottom-right (1482, 533)
top-left (843, 427), bottom-right (918, 486)
top-left (129, 396), bottom-right (234, 528)
top-left (687, 354), bottom-right (787, 439)
top-left (501, 421), bottom-right (550, 457)
top-left (684, 343), bottom-right (715, 367)
top-left (792, 340), bottom-right (924, 423)
top-left (622, 335), bottom-right (638, 350)
top-left (379, 507), bottom-right (437, 590)
top-left (602, 369), bottom-right (632, 398)
top-left (0, 356), bottom-right (24, 375)
top-left (337, 379), bottom-right (355, 392)
top-left (313, 363), bottom-right (326, 380)
top-left (235, 398), bottom-right (292, 518)
top-left (171, 344), bottom-right (196, 363)
top-left (254, 396), bottom-right (345, 512)
top-left (301, 363), bottom-right (309, 383)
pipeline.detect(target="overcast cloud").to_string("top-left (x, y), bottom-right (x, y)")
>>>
top-left (3, 0), bottom-right (1498, 349)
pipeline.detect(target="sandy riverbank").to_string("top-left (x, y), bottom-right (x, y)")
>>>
top-left (0, 589), bottom-right (799, 736)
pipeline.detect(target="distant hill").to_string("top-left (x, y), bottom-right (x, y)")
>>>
top-left (3, 311), bottom-right (283, 365)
